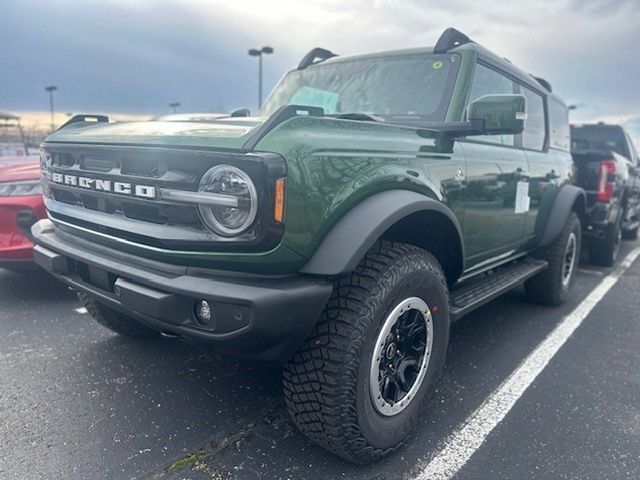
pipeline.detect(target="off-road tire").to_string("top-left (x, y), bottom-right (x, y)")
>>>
top-left (283, 241), bottom-right (450, 464)
top-left (78, 292), bottom-right (160, 339)
top-left (525, 212), bottom-right (581, 306)
top-left (589, 215), bottom-right (622, 267)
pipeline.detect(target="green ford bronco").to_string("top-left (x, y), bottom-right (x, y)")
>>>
top-left (33, 28), bottom-right (585, 463)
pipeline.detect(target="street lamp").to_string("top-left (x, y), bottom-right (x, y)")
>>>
top-left (169, 101), bottom-right (181, 114)
top-left (45, 85), bottom-right (57, 132)
top-left (248, 46), bottom-right (274, 111)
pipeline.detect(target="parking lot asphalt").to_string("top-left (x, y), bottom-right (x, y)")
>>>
top-left (1, 241), bottom-right (639, 480)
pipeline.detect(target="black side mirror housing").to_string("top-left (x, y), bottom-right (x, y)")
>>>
top-left (230, 108), bottom-right (251, 117)
top-left (468, 94), bottom-right (527, 135)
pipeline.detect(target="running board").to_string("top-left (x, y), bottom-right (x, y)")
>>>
top-left (450, 258), bottom-right (548, 321)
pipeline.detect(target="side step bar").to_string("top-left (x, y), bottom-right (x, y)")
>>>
top-left (450, 258), bottom-right (548, 321)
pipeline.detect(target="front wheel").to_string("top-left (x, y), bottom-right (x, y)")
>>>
top-left (78, 292), bottom-right (160, 339)
top-left (283, 241), bottom-right (450, 464)
top-left (525, 212), bottom-right (581, 306)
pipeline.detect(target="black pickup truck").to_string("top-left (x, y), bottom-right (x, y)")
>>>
top-left (571, 123), bottom-right (640, 266)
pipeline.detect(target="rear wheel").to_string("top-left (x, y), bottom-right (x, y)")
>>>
top-left (589, 216), bottom-right (622, 267)
top-left (525, 212), bottom-right (581, 306)
top-left (78, 292), bottom-right (160, 339)
top-left (283, 241), bottom-right (449, 464)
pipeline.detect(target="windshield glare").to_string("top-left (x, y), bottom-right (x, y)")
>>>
top-left (260, 53), bottom-right (460, 121)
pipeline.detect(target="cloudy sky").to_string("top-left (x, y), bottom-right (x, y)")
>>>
top-left (1, 0), bottom-right (639, 139)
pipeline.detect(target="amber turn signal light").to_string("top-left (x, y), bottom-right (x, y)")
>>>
top-left (274, 178), bottom-right (286, 223)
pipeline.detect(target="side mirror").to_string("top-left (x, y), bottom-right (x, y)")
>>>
top-left (468, 94), bottom-right (526, 135)
top-left (230, 108), bottom-right (251, 117)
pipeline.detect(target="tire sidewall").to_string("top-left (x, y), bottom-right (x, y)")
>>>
top-left (355, 258), bottom-right (449, 450)
top-left (557, 214), bottom-right (582, 301)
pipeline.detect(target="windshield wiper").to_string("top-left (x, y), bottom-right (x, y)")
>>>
top-left (327, 112), bottom-right (385, 122)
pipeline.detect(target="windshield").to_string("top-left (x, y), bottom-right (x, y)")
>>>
top-left (260, 53), bottom-right (461, 122)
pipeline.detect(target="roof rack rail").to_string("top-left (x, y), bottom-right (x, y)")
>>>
top-left (433, 28), bottom-right (473, 54)
top-left (297, 47), bottom-right (337, 70)
top-left (532, 76), bottom-right (552, 92)
top-left (57, 114), bottom-right (109, 131)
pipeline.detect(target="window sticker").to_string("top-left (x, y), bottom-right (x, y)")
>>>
top-left (290, 86), bottom-right (340, 113)
top-left (515, 181), bottom-right (531, 214)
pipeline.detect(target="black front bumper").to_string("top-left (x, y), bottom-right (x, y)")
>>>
top-left (32, 220), bottom-right (332, 363)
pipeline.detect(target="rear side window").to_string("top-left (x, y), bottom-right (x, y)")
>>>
top-left (521, 87), bottom-right (546, 150)
top-left (467, 63), bottom-right (516, 146)
top-left (549, 98), bottom-right (570, 151)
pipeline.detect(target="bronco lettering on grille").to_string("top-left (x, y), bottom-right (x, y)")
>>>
top-left (49, 172), bottom-right (156, 199)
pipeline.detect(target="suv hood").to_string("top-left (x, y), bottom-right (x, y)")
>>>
top-left (0, 155), bottom-right (41, 182)
top-left (44, 118), bottom-right (265, 150)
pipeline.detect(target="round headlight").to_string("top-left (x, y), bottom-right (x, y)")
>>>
top-left (197, 165), bottom-right (258, 236)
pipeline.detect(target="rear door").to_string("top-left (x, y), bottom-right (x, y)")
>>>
top-left (461, 63), bottom-right (529, 269)
top-left (519, 85), bottom-right (563, 247)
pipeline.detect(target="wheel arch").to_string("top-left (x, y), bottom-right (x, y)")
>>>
top-left (539, 184), bottom-right (586, 247)
top-left (299, 189), bottom-right (464, 284)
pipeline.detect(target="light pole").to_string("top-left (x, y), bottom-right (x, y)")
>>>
top-left (169, 101), bottom-right (181, 114)
top-left (248, 46), bottom-right (273, 111)
top-left (45, 85), bottom-right (57, 132)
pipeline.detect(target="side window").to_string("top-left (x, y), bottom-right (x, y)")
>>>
top-left (467, 64), bottom-right (516, 146)
top-left (549, 98), bottom-right (570, 151)
top-left (521, 87), bottom-right (545, 151)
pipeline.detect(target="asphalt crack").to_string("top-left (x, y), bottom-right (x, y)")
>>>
top-left (152, 399), bottom-right (285, 480)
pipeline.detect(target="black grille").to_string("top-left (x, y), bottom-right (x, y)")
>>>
top-left (41, 143), bottom-right (286, 253)
top-left (81, 155), bottom-right (116, 172)
top-left (121, 156), bottom-right (162, 177)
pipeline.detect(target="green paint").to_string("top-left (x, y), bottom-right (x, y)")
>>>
top-left (42, 40), bottom-right (572, 279)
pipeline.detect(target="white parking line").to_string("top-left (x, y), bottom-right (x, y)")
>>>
top-left (413, 247), bottom-right (640, 480)
top-left (578, 267), bottom-right (605, 276)
top-left (74, 307), bottom-right (88, 315)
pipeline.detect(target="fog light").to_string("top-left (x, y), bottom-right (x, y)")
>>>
top-left (194, 300), bottom-right (212, 325)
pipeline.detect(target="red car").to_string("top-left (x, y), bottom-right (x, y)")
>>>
top-left (0, 155), bottom-right (46, 271)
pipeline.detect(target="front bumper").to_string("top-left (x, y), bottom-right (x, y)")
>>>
top-left (32, 219), bottom-right (332, 363)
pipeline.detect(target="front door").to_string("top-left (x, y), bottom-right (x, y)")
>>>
top-left (461, 142), bottom-right (529, 268)
top-left (460, 63), bottom-right (529, 270)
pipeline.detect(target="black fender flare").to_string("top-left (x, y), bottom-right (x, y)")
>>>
top-left (539, 184), bottom-right (586, 246)
top-left (299, 189), bottom-right (464, 276)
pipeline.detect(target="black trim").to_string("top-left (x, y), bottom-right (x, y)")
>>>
top-left (57, 114), bottom-right (109, 131)
top-left (41, 144), bottom-right (287, 253)
top-left (532, 76), bottom-right (552, 92)
top-left (539, 185), bottom-right (586, 246)
top-left (241, 105), bottom-right (324, 152)
top-left (297, 48), bottom-right (337, 70)
top-left (433, 28), bottom-right (473, 54)
top-left (299, 189), bottom-right (464, 277)
top-left (32, 220), bottom-right (333, 364)
top-left (450, 258), bottom-right (548, 320)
